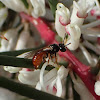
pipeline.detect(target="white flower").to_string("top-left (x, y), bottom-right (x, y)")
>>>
top-left (0, 0), bottom-right (27, 12)
top-left (70, 1), bottom-right (84, 27)
top-left (94, 81), bottom-right (100, 96)
top-left (70, 71), bottom-right (94, 100)
top-left (65, 24), bottom-right (81, 50)
top-left (51, 66), bottom-right (69, 97)
top-left (18, 68), bottom-right (41, 86)
top-left (0, 29), bottom-right (18, 52)
top-left (30, 0), bottom-right (46, 18)
top-left (75, 0), bottom-right (95, 16)
top-left (35, 68), bottom-right (58, 91)
top-left (36, 61), bottom-right (69, 97)
top-left (17, 58), bottom-right (63, 89)
top-left (36, 61), bottom-right (58, 91)
top-left (0, 7), bottom-right (8, 28)
top-left (56, 3), bottom-right (70, 26)
top-left (3, 52), bottom-right (29, 73)
top-left (55, 3), bottom-right (70, 39)
top-left (55, 3), bottom-right (81, 50)
top-left (15, 27), bottom-right (32, 50)
top-left (71, 0), bottom-right (97, 27)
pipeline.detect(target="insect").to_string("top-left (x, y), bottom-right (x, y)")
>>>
top-left (32, 43), bottom-right (71, 69)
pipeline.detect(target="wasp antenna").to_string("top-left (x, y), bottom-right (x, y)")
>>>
top-left (65, 42), bottom-right (71, 46)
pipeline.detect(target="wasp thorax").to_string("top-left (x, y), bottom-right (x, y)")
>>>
top-left (50, 44), bottom-right (60, 54)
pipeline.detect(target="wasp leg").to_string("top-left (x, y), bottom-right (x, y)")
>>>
top-left (42, 56), bottom-right (46, 63)
top-left (42, 53), bottom-right (47, 63)
top-left (47, 53), bottom-right (51, 63)
top-left (54, 53), bottom-right (58, 64)
top-left (50, 53), bottom-right (58, 64)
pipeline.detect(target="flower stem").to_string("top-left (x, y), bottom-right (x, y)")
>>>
top-left (20, 12), bottom-right (55, 45)
top-left (20, 12), bottom-right (100, 99)
top-left (59, 50), bottom-right (100, 99)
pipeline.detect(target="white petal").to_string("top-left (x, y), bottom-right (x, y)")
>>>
top-left (4, 66), bottom-right (21, 73)
top-left (0, 7), bottom-right (8, 28)
top-left (39, 62), bottom-right (48, 91)
top-left (70, 71), bottom-right (94, 100)
top-left (0, 0), bottom-right (27, 12)
top-left (44, 68), bottom-right (57, 83)
top-left (18, 69), bottom-right (40, 86)
top-left (40, 60), bottom-right (58, 88)
top-left (65, 24), bottom-right (81, 50)
top-left (30, 0), bottom-right (46, 18)
top-left (57, 66), bottom-right (69, 79)
top-left (79, 44), bottom-right (97, 67)
top-left (15, 30), bottom-right (31, 50)
top-left (55, 12), bottom-right (66, 39)
top-left (94, 81), bottom-right (100, 96)
top-left (36, 82), bottom-right (41, 90)
top-left (0, 29), bottom-right (18, 52)
top-left (55, 3), bottom-right (70, 39)
top-left (71, 1), bottom-right (84, 27)
top-left (56, 76), bottom-right (62, 97)
top-left (47, 78), bottom-right (56, 95)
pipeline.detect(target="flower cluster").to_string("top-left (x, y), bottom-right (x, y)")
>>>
top-left (55, 0), bottom-right (99, 50)
top-left (0, 0), bottom-right (100, 100)
top-left (0, 0), bottom-right (46, 18)
top-left (0, 22), bottom-right (36, 51)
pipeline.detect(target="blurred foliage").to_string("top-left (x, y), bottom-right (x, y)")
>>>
top-left (0, 10), bottom-right (19, 31)
top-left (21, 0), bottom-right (29, 9)
top-left (0, 76), bottom-right (66, 100)
top-left (0, 55), bottom-right (33, 68)
top-left (0, 45), bottom-right (44, 56)
top-left (48, 0), bottom-right (58, 18)
top-left (0, 1), bottom-right (4, 9)
top-left (0, 45), bottom-right (44, 68)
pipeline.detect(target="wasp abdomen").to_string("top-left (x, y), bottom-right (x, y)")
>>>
top-left (32, 50), bottom-right (47, 69)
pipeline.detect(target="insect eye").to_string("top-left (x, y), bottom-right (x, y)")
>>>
top-left (59, 44), bottom-right (66, 52)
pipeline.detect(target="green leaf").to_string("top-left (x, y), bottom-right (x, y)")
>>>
top-left (21, 0), bottom-right (29, 9)
top-left (65, 75), bottom-right (70, 99)
top-left (48, 0), bottom-right (58, 18)
top-left (0, 1), bottom-right (5, 9)
top-left (0, 45), bottom-right (44, 56)
top-left (0, 55), bottom-right (33, 68)
top-left (0, 76), bottom-right (66, 100)
top-left (55, 35), bottom-right (63, 42)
